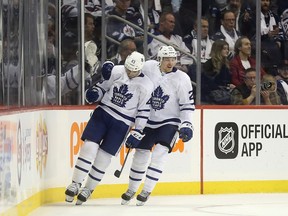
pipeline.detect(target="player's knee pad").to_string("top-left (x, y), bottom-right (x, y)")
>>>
top-left (79, 140), bottom-right (99, 161)
top-left (150, 144), bottom-right (169, 170)
top-left (132, 149), bottom-right (151, 170)
top-left (93, 148), bottom-right (113, 171)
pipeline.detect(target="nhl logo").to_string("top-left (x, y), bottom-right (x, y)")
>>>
top-left (218, 127), bottom-right (235, 154)
top-left (215, 122), bottom-right (238, 159)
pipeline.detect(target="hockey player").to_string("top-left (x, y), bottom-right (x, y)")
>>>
top-left (65, 51), bottom-right (154, 205)
top-left (121, 46), bottom-right (195, 206)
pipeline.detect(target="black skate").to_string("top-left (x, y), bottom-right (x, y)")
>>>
top-left (121, 189), bottom-right (136, 205)
top-left (76, 187), bottom-right (93, 205)
top-left (136, 190), bottom-right (151, 206)
top-left (65, 183), bottom-right (81, 203)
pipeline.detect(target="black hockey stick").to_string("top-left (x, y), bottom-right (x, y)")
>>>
top-left (114, 148), bottom-right (131, 178)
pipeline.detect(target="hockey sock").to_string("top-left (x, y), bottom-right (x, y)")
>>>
top-left (128, 149), bottom-right (151, 192)
top-left (142, 144), bottom-right (169, 192)
top-left (84, 148), bottom-right (113, 191)
top-left (72, 140), bottom-right (99, 184)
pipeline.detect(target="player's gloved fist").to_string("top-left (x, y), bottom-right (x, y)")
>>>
top-left (102, 61), bottom-right (114, 80)
top-left (85, 86), bottom-right (99, 104)
top-left (125, 129), bottom-right (145, 148)
top-left (179, 122), bottom-right (193, 142)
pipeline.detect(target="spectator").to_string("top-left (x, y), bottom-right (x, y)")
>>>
top-left (184, 17), bottom-right (213, 64)
top-left (230, 36), bottom-right (266, 86)
top-left (260, 0), bottom-right (281, 43)
top-left (173, 0), bottom-right (197, 37)
top-left (109, 38), bottom-right (137, 65)
top-left (276, 0), bottom-right (288, 17)
top-left (211, 10), bottom-right (241, 60)
top-left (84, 0), bottom-right (114, 17)
top-left (258, 0), bottom-right (283, 75)
top-left (59, 30), bottom-right (100, 104)
top-left (160, 0), bottom-right (173, 12)
top-left (148, 12), bottom-right (194, 72)
top-left (201, 40), bottom-right (235, 104)
top-left (279, 8), bottom-right (288, 63)
top-left (227, 0), bottom-right (255, 39)
top-left (84, 13), bottom-right (96, 42)
top-left (61, 4), bottom-right (79, 35)
top-left (204, 0), bottom-right (228, 36)
top-left (231, 67), bottom-right (281, 105)
top-left (106, 0), bottom-right (144, 58)
top-left (61, 5), bottom-right (99, 45)
top-left (46, 40), bottom-right (99, 105)
top-left (276, 62), bottom-right (288, 104)
top-left (134, 0), bottom-right (161, 35)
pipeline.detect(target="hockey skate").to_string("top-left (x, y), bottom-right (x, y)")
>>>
top-left (136, 190), bottom-right (151, 206)
top-left (76, 187), bottom-right (93, 205)
top-left (121, 189), bottom-right (136, 205)
top-left (65, 182), bottom-right (81, 203)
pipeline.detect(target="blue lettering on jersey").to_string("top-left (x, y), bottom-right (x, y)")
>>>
top-left (149, 86), bottom-right (169, 111)
top-left (111, 84), bottom-right (133, 107)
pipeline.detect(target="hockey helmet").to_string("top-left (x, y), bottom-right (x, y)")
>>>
top-left (124, 51), bottom-right (145, 72)
top-left (157, 45), bottom-right (177, 63)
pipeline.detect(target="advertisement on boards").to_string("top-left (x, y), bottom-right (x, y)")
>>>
top-left (203, 109), bottom-right (288, 181)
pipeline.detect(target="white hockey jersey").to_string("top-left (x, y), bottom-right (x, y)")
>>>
top-left (46, 65), bottom-right (92, 105)
top-left (142, 60), bottom-right (195, 128)
top-left (95, 65), bottom-right (154, 131)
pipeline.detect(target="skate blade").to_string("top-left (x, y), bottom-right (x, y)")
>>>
top-left (65, 195), bottom-right (74, 203)
top-left (75, 199), bottom-right (84, 205)
top-left (121, 199), bottom-right (131, 205)
top-left (136, 200), bottom-right (145, 206)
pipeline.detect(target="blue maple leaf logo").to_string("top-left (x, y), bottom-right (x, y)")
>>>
top-left (111, 84), bottom-right (133, 107)
top-left (149, 86), bottom-right (169, 111)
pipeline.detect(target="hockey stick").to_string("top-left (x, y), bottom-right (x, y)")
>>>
top-left (114, 148), bottom-right (131, 178)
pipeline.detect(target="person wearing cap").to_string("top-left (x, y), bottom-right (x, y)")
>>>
top-left (276, 63), bottom-right (288, 104)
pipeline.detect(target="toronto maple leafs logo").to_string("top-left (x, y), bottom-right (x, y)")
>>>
top-left (149, 86), bottom-right (169, 111)
top-left (111, 84), bottom-right (133, 107)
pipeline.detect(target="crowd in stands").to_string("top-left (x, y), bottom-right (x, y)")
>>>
top-left (47, 0), bottom-right (288, 105)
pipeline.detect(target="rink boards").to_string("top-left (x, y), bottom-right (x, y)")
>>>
top-left (0, 105), bottom-right (288, 215)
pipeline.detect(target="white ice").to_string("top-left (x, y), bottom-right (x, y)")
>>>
top-left (28, 193), bottom-right (288, 216)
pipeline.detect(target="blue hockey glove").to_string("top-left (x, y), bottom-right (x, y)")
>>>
top-left (125, 129), bottom-right (145, 148)
top-left (85, 86), bottom-right (99, 104)
top-left (102, 61), bottom-right (114, 80)
top-left (179, 122), bottom-right (193, 142)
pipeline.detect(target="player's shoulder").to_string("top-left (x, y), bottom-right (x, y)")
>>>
top-left (144, 59), bottom-right (158, 66)
top-left (174, 68), bottom-right (191, 80)
top-left (110, 65), bottom-right (125, 77)
top-left (142, 59), bottom-right (159, 73)
top-left (136, 73), bottom-right (154, 90)
top-left (143, 59), bottom-right (158, 70)
top-left (112, 65), bottom-right (125, 72)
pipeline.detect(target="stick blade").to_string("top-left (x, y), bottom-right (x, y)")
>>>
top-left (114, 170), bottom-right (121, 178)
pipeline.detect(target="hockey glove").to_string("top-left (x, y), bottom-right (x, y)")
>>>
top-left (125, 129), bottom-right (145, 148)
top-left (179, 122), bottom-right (193, 142)
top-left (85, 86), bottom-right (99, 104)
top-left (101, 61), bottom-right (114, 80)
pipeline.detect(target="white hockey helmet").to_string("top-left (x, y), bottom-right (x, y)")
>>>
top-left (124, 51), bottom-right (145, 72)
top-left (157, 45), bottom-right (177, 62)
